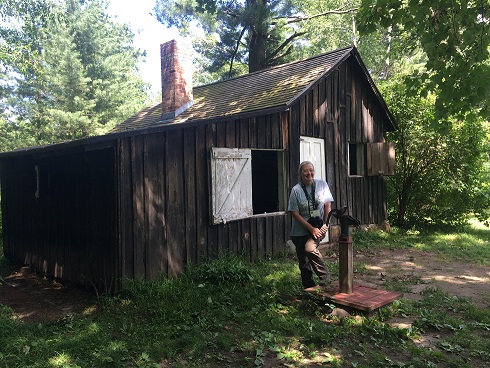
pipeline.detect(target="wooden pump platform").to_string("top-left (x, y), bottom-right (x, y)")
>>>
top-left (304, 281), bottom-right (403, 314)
top-left (305, 234), bottom-right (403, 314)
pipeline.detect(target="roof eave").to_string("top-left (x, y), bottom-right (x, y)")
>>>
top-left (285, 46), bottom-right (397, 132)
top-left (0, 105), bottom-right (290, 160)
top-left (286, 46), bottom-right (354, 107)
top-left (349, 47), bottom-right (398, 131)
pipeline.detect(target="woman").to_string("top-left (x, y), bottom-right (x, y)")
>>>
top-left (288, 161), bottom-right (334, 288)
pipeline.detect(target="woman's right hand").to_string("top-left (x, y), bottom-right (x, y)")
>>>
top-left (312, 224), bottom-right (328, 239)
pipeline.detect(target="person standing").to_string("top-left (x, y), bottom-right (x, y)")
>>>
top-left (288, 161), bottom-right (334, 288)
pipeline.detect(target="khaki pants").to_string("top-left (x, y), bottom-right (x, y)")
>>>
top-left (291, 235), bottom-right (330, 288)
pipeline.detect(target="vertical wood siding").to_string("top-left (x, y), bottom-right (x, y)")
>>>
top-left (290, 58), bottom-right (390, 225)
top-left (1, 54), bottom-right (393, 289)
top-left (118, 112), bottom-right (290, 282)
top-left (1, 148), bottom-right (118, 291)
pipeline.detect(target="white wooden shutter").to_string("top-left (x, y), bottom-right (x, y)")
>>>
top-left (300, 136), bottom-right (326, 182)
top-left (210, 148), bottom-right (253, 224)
top-left (367, 142), bottom-right (395, 176)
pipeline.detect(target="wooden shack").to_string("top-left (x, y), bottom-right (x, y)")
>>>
top-left (0, 41), bottom-right (396, 292)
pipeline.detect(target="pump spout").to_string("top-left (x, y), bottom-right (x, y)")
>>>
top-left (338, 215), bottom-right (360, 237)
top-left (326, 206), bottom-right (360, 236)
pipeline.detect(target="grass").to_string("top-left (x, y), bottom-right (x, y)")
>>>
top-left (0, 222), bottom-right (489, 367)
top-left (352, 224), bottom-right (490, 265)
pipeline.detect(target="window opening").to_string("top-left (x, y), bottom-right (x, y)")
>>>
top-left (210, 147), bottom-right (286, 224)
top-left (252, 150), bottom-right (285, 214)
top-left (349, 143), bottom-right (365, 176)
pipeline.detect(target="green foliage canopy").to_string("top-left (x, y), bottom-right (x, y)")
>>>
top-left (358, 0), bottom-right (490, 122)
top-left (154, 0), bottom-right (361, 80)
top-left (0, 0), bottom-right (150, 151)
top-left (380, 76), bottom-right (490, 228)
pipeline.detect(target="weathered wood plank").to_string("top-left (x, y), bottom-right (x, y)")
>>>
top-left (240, 219), bottom-right (251, 256)
top-left (288, 107), bottom-right (300, 185)
top-left (338, 68), bottom-right (348, 211)
top-left (300, 97), bottom-right (307, 136)
top-left (256, 217), bottom-right (265, 260)
top-left (257, 115), bottom-right (267, 148)
top-left (131, 136), bottom-right (146, 280)
top-left (239, 118), bottom-right (249, 148)
top-left (146, 134), bottom-right (167, 278)
top-left (313, 84), bottom-right (319, 136)
top-left (195, 124), bottom-right (208, 263)
top-left (225, 120), bottom-right (240, 254)
top-left (118, 139), bottom-right (134, 280)
top-left (271, 113), bottom-right (280, 149)
top-left (265, 216), bottom-right (273, 256)
top-left (249, 117), bottom-right (257, 149)
top-left (166, 129), bottom-right (186, 277)
top-left (183, 128), bottom-right (198, 265)
top-left (206, 123), bottom-right (219, 257)
top-left (355, 73), bottom-right (362, 143)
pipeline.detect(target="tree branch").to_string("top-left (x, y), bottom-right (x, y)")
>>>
top-left (277, 8), bottom-right (359, 25)
top-left (265, 31), bottom-right (307, 66)
top-left (267, 45), bottom-right (293, 65)
top-left (228, 25), bottom-right (248, 78)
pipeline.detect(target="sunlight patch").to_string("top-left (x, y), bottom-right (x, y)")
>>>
top-left (49, 352), bottom-right (74, 367)
top-left (431, 274), bottom-right (490, 284)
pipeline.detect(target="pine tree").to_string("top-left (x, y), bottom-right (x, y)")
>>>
top-left (0, 0), bottom-right (150, 150)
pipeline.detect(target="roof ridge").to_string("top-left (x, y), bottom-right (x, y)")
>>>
top-left (194, 45), bottom-right (355, 90)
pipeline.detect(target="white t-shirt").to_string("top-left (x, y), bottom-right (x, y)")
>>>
top-left (287, 179), bottom-right (334, 236)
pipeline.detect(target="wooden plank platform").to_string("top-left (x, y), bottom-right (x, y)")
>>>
top-left (304, 281), bottom-right (403, 314)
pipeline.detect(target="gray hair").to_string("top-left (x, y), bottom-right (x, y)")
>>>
top-left (298, 161), bottom-right (314, 178)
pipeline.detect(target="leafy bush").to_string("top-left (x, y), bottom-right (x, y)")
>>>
top-left (186, 253), bottom-right (254, 286)
top-left (380, 77), bottom-right (490, 230)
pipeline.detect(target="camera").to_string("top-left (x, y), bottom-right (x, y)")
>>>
top-left (307, 216), bottom-right (324, 229)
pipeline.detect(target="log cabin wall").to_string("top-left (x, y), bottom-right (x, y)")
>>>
top-left (0, 148), bottom-right (119, 291)
top-left (0, 49), bottom-right (395, 290)
top-left (288, 57), bottom-right (390, 226)
top-left (117, 111), bottom-right (291, 281)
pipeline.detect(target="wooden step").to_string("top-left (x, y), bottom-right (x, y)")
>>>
top-left (304, 281), bottom-right (403, 314)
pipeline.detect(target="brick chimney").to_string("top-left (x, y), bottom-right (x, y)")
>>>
top-left (160, 39), bottom-right (193, 120)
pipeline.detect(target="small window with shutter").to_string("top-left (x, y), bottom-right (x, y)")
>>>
top-left (349, 143), bottom-right (365, 176)
top-left (210, 147), bottom-right (286, 224)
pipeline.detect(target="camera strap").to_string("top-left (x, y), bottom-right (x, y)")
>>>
top-left (301, 181), bottom-right (317, 212)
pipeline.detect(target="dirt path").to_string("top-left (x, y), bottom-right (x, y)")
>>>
top-left (0, 247), bottom-right (489, 324)
top-left (0, 266), bottom-right (97, 323)
top-left (346, 247), bottom-right (490, 308)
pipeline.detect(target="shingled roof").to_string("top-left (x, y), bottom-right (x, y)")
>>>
top-left (111, 46), bottom-right (366, 133)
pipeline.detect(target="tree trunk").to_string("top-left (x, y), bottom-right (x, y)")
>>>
top-left (248, 0), bottom-right (268, 73)
top-left (249, 31), bottom-right (267, 72)
top-left (396, 180), bottom-right (412, 228)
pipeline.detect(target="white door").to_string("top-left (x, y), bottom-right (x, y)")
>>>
top-left (300, 136), bottom-right (326, 182)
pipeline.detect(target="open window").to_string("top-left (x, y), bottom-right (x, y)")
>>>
top-left (210, 147), bottom-right (286, 224)
top-left (349, 143), bottom-right (365, 176)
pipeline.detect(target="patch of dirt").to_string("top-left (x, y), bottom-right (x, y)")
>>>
top-left (0, 266), bottom-right (97, 323)
top-left (345, 247), bottom-right (490, 308)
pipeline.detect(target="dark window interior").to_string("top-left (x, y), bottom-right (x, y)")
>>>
top-left (252, 150), bottom-right (280, 214)
top-left (349, 143), bottom-right (365, 176)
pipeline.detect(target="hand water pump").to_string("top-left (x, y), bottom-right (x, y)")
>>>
top-left (326, 207), bottom-right (360, 293)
